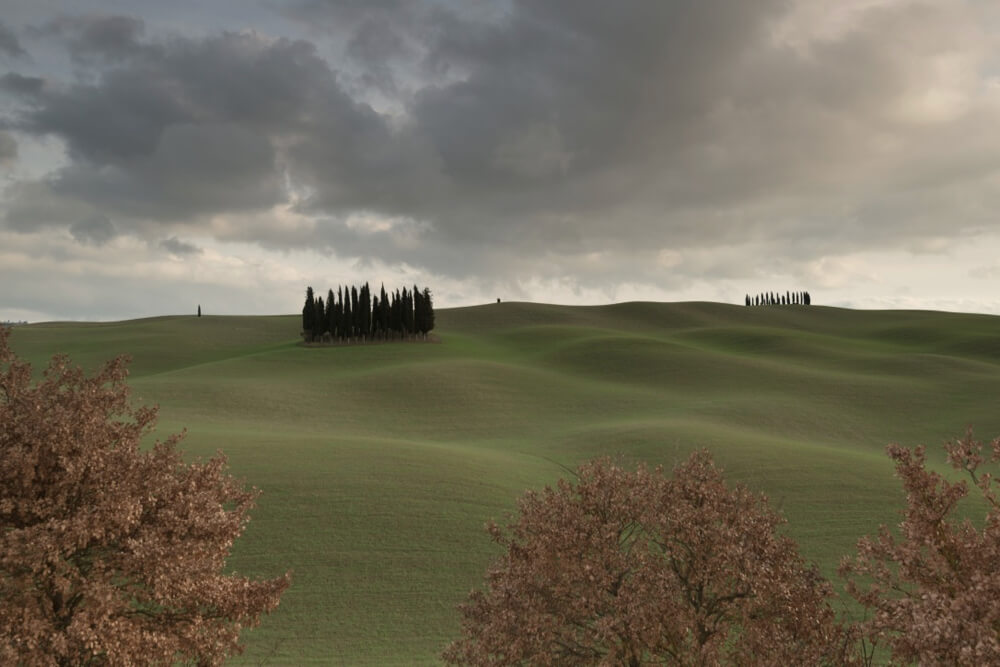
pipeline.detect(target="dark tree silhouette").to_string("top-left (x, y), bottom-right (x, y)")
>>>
top-left (300, 283), bottom-right (436, 344)
top-left (421, 287), bottom-right (435, 336)
top-left (343, 291), bottom-right (353, 341)
top-left (302, 287), bottom-right (316, 341)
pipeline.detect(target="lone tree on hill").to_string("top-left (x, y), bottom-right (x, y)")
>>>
top-left (444, 453), bottom-right (844, 665)
top-left (0, 328), bottom-right (290, 665)
top-left (841, 429), bottom-right (1000, 665)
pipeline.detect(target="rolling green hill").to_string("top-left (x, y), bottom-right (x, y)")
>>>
top-left (9, 302), bottom-right (1000, 664)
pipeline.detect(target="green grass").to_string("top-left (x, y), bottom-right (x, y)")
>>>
top-left (9, 302), bottom-right (1000, 664)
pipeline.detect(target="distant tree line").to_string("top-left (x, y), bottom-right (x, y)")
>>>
top-left (745, 291), bottom-right (811, 307)
top-left (301, 283), bottom-right (435, 343)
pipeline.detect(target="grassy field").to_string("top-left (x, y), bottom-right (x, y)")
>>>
top-left (9, 301), bottom-right (1000, 664)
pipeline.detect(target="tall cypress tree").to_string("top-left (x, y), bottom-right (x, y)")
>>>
top-left (350, 286), bottom-right (359, 339)
top-left (327, 289), bottom-right (335, 336)
top-left (392, 289), bottom-right (402, 336)
top-left (337, 287), bottom-right (344, 340)
top-left (343, 290), bottom-right (353, 341)
top-left (405, 287), bottom-right (415, 336)
top-left (414, 287), bottom-right (424, 337)
top-left (314, 296), bottom-right (325, 337)
top-left (303, 287), bottom-right (315, 341)
top-left (379, 284), bottom-right (389, 341)
top-left (361, 282), bottom-right (372, 340)
top-left (422, 287), bottom-right (435, 335)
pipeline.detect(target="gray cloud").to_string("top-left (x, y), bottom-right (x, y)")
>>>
top-left (3, 0), bottom-right (999, 295)
top-left (30, 14), bottom-right (145, 63)
top-left (159, 236), bottom-right (201, 256)
top-left (3, 180), bottom-right (92, 233)
top-left (70, 214), bottom-right (117, 245)
top-left (1, 72), bottom-right (45, 96)
top-left (2, 31), bottom-right (345, 223)
top-left (0, 21), bottom-right (27, 58)
top-left (0, 132), bottom-right (17, 165)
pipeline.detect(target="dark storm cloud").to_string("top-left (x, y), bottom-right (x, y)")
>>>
top-left (280, 0), bottom-right (1000, 277)
top-left (159, 236), bottom-right (201, 256)
top-left (70, 214), bottom-right (117, 245)
top-left (1, 73), bottom-right (45, 96)
top-left (0, 132), bottom-right (17, 165)
top-left (286, 0), bottom-right (807, 248)
top-left (30, 14), bottom-right (145, 62)
top-left (0, 21), bottom-right (27, 58)
top-left (3, 0), bottom-right (999, 290)
top-left (3, 181), bottom-right (86, 232)
top-left (1, 29), bottom-right (372, 223)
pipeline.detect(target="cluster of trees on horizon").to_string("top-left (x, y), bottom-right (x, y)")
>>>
top-left (301, 283), bottom-right (434, 343)
top-left (745, 290), bottom-right (812, 306)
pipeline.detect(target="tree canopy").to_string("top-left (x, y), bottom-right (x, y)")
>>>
top-left (841, 429), bottom-right (1000, 665)
top-left (0, 328), bottom-right (289, 666)
top-left (444, 453), bottom-right (843, 665)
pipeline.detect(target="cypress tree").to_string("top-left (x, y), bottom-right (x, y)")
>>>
top-left (399, 287), bottom-right (408, 336)
top-left (337, 287), bottom-right (344, 340)
top-left (350, 286), bottom-right (359, 339)
top-left (379, 284), bottom-right (389, 341)
top-left (303, 287), bottom-right (315, 341)
top-left (392, 289), bottom-right (402, 336)
top-left (314, 296), bottom-right (325, 336)
top-left (413, 288), bottom-right (423, 338)
top-left (404, 287), bottom-right (415, 336)
top-left (412, 285), bottom-right (421, 336)
top-left (422, 287), bottom-right (435, 335)
top-left (343, 291), bottom-right (353, 341)
top-left (327, 289), bottom-right (335, 336)
top-left (361, 283), bottom-right (372, 340)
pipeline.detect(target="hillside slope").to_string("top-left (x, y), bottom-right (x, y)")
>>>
top-left (10, 302), bottom-right (1000, 663)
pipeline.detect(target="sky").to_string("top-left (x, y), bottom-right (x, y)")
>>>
top-left (2, 0), bottom-right (1000, 322)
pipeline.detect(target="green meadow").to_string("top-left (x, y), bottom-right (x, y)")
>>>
top-left (10, 301), bottom-right (1000, 664)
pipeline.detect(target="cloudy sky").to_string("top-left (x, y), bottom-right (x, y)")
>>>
top-left (2, 0), bottom-right (1000, 321)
